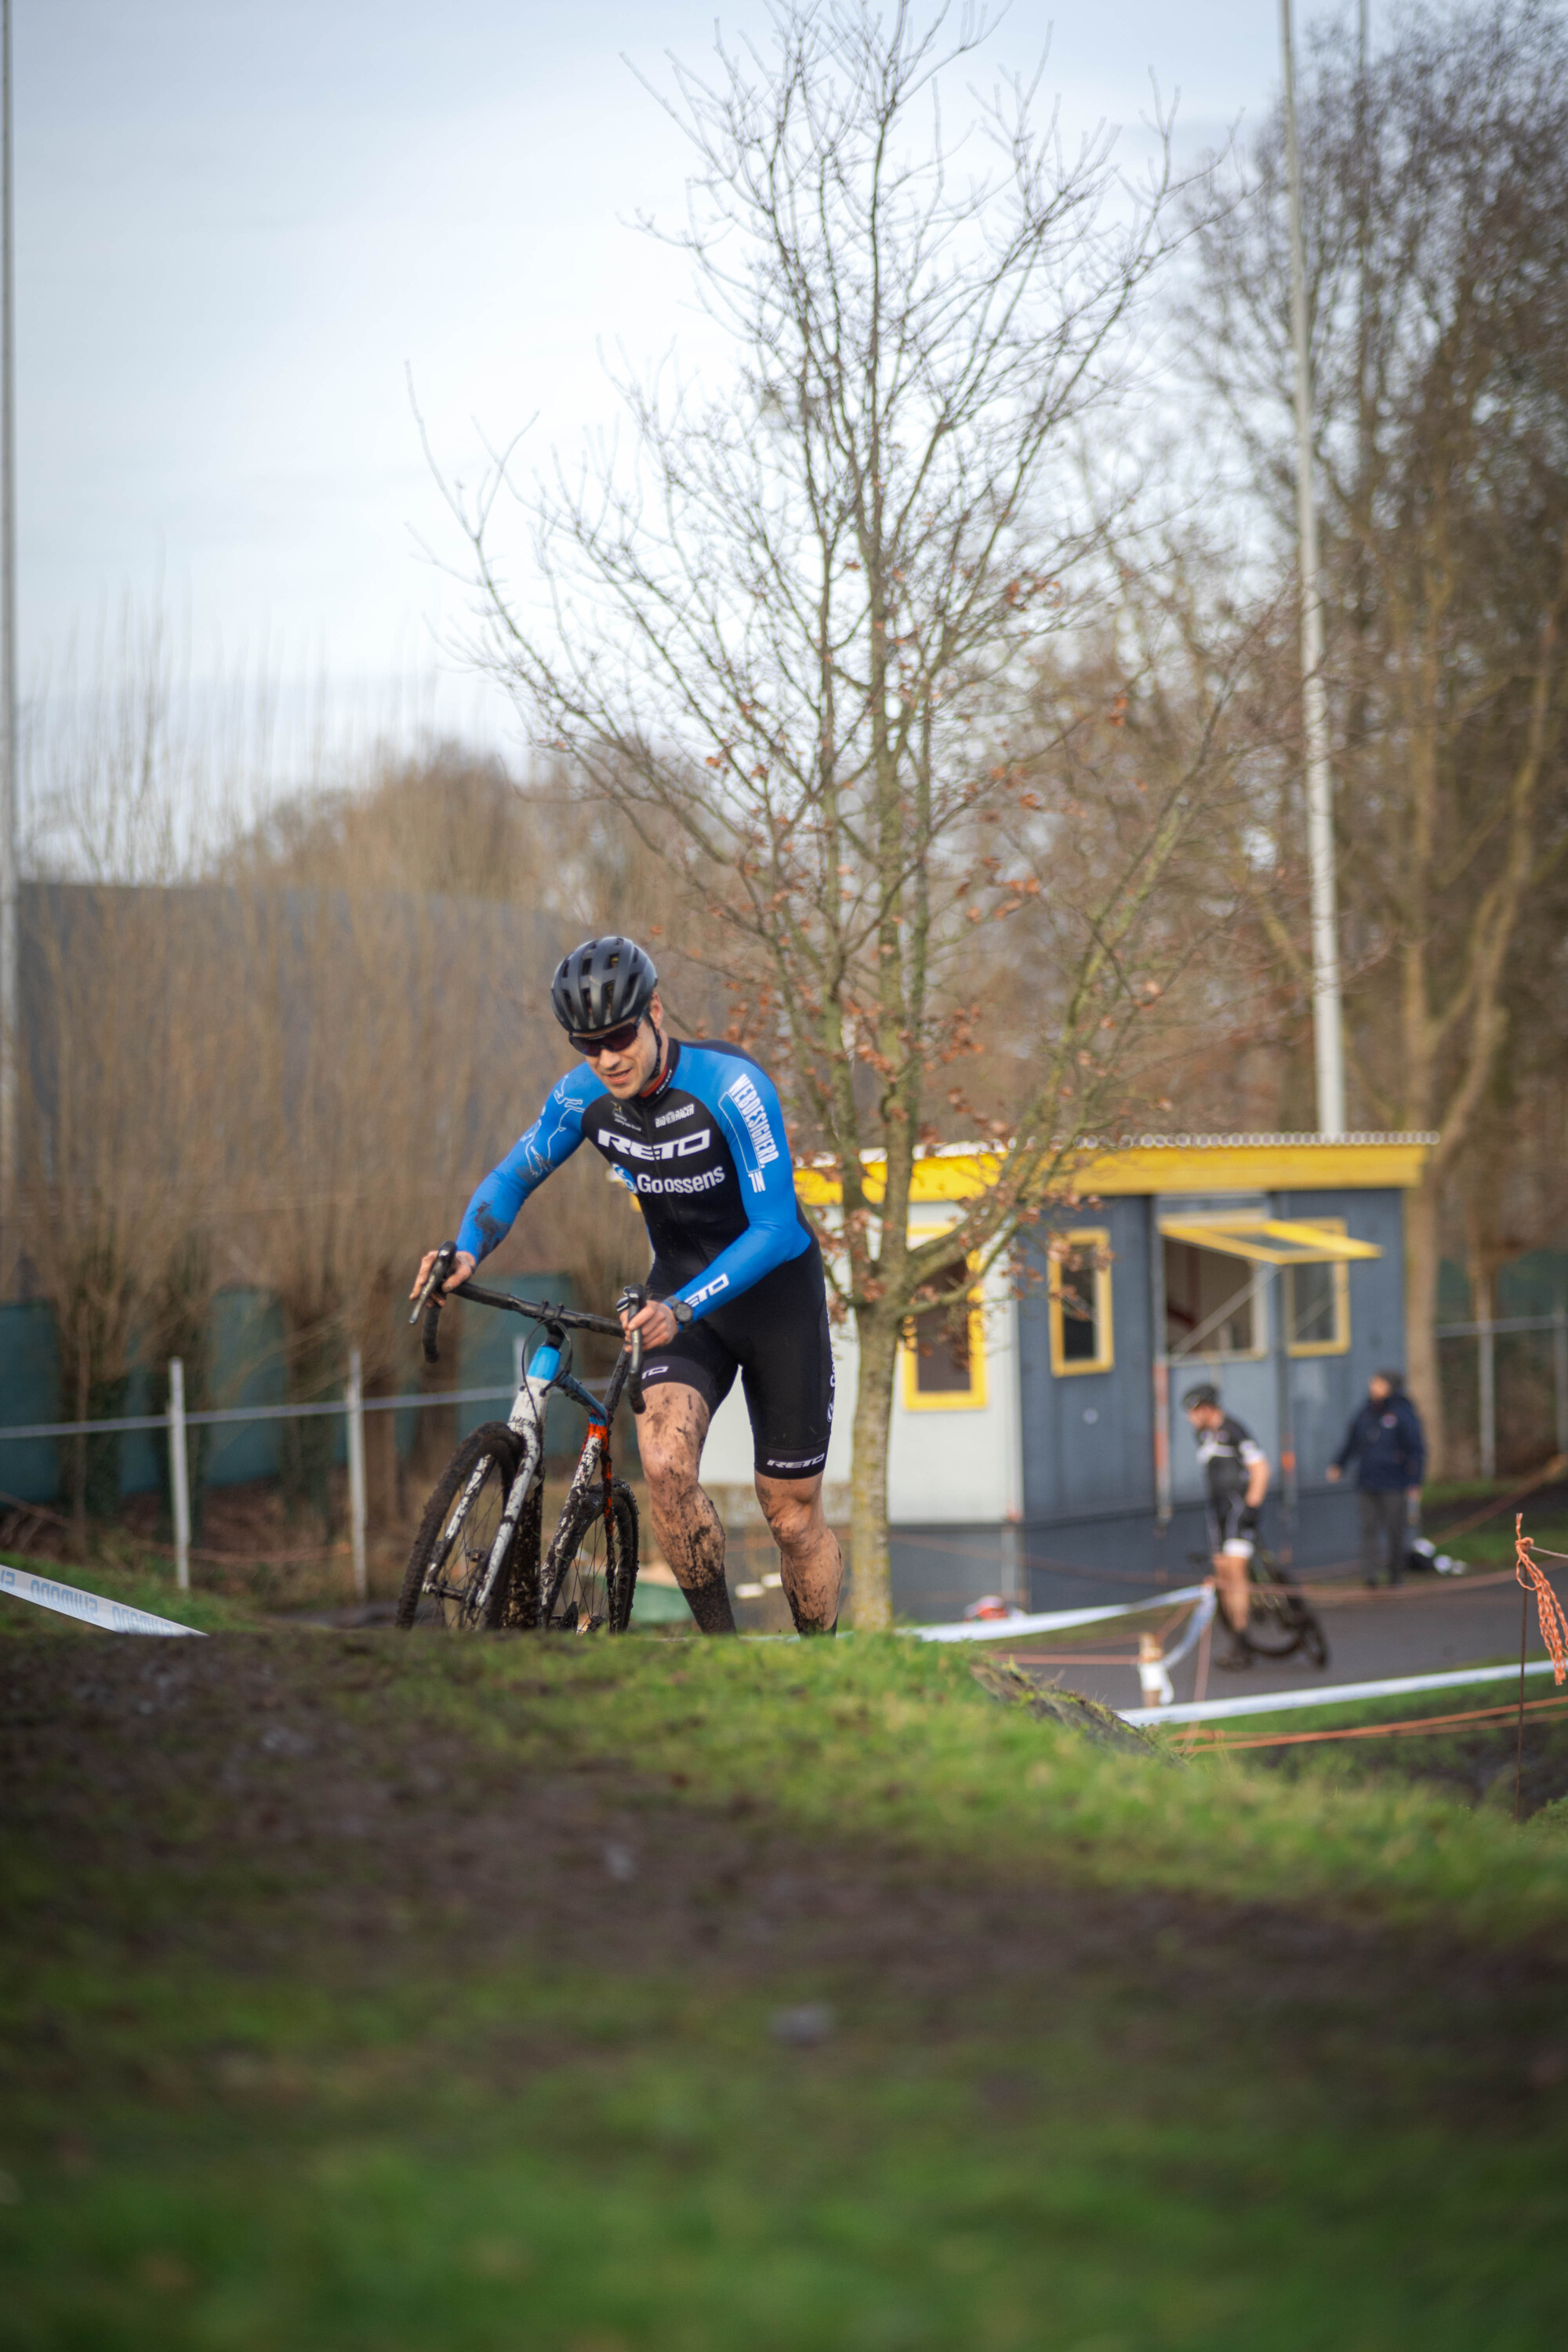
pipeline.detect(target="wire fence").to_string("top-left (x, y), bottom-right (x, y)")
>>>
top-left (1436, 1306), bottom-right (1568, 1480)
top-left (0, 1354), bottom-right (538, 1600)
top-left (8, 1315), bottom-right (1566, 1606)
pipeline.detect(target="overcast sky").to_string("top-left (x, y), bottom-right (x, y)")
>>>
top-left (18, 1), bottom-right (1354, 762)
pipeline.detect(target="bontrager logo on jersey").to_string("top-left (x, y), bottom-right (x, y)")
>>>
top-left (635, 1166), bottom-right (727, 1196)
top-left (655, 1102), bottom-right (697, 1127)
top-left (604, 1129), bottom-right (713, 1165)
top-left (724, 1076), bottom-right (779, 1192)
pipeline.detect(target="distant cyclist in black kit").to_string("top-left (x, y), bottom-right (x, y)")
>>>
top-left (1182, 1384), bottom-right (1272, 1669)
top-left (412, 937), bottom-right (841, 1636)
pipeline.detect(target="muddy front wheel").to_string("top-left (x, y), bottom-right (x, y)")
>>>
top-left (396, 1423), bottom-right (526, 1631)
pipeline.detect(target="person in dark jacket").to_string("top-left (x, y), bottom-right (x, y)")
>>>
top-left (1327, 1371), bottom-right (1427, 1587)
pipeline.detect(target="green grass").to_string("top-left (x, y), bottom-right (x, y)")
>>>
top-left (1425, 1514), bottom-right (1568, 1570)
top-left (401, 1634), bottom-right (1568, 1936)
top-left (3, 1627), bottom-right (1567, 2349)
top-left (1189, 1664), bottom-right (1568, 1820)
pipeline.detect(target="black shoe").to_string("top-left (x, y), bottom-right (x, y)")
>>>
top-left (1215, 1642), bottom-right (1254, 1671)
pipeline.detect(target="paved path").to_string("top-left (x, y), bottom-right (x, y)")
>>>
top-left (990, 1561), bottom-right (1568, 1716)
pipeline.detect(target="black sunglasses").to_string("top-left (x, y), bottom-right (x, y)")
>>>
top-left (570, 1016), bottom-right (646, 1058)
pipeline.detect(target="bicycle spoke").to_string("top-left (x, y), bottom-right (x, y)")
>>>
top-left (397, 1424), bottom-right (523, 1632)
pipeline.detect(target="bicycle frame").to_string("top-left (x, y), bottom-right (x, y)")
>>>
top-left (425, 1285), bottom-right (641, 1628)
top-left (535, 1328), bottom-right (641, 1624)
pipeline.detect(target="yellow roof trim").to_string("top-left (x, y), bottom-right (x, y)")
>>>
top-left (793, 1135), bottom-right (1432, 1207)
top-left (1158, 1217), bottom-right (1382, 1266)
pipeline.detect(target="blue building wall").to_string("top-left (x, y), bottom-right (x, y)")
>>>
top-left (1275, 1186), bottom-right (1407, 1487)
top-left (1017, 1196), bottom-right (1155, 1527)
top-left (894, 1182), bottom-right (1414, 1616)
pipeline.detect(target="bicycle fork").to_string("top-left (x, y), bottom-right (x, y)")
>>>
top-left (537, 1420), bottom-right (612, 1625)
top-left (461, 1367), bottom-right (554, 1621)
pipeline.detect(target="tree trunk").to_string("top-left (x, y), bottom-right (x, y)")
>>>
top-left (1404, 1174), bottom-right (1445, 1477)
top-left (848, 1308), bottom-right (902, 1630)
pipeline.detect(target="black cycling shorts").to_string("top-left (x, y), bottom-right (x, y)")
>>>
top-left (639, 1239), bottom-right (835, 1480)
top-left (1205, 1490), bottom-right (1257, 1553)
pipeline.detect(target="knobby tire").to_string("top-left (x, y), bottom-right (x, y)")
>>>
top-left (397, 1421), bottom-right (528, 1631)
top-left (1244, 1551), bottom-right (1330, 1668)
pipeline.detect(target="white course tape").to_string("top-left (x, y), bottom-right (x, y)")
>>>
top-left (1120, 1657), bottom-right (1561, 1728)
top-left (1153, 1586), bottom-right (1217, 1672)
top-left (0, 1562), bottom-right (205, 1638)
top-left (912, 1584), bottom-right (1209, 1644)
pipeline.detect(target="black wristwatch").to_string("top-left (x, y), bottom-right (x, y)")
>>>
top-left (669, 1297), bottom-right (695, 1330)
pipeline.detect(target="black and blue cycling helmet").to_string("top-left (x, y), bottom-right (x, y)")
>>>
top-left (1181, 1384), bottom-right (1221, 1410)
top-left (550, 935), bottom-right (659, 1038)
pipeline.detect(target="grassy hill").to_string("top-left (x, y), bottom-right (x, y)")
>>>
top-left (2, 1624), bottom-right (1566, 2349)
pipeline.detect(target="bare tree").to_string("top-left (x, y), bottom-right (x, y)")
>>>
top-left (1185, 0), bottom-right (1568, 1464)
top-left (433, 1), bottom-right (1236, 1621)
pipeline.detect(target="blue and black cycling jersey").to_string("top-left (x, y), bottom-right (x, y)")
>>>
top-left (456, 1037), bottom-right (813, 1323)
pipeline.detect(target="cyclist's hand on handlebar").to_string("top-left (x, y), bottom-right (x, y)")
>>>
top-left (409, 1247), bottom-right (475, 1304)
top-left (620, 1296), bottom-right (679, 1351)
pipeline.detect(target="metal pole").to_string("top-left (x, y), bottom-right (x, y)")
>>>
top-left (1478, 1299), bottom-right (1497, 1483)
top-left (167, 1358), bottom-right (191, 1592)
top-left (0, 0), bottom-right (18, 1240)
top-left (1273, 1265), bottom-right (1298, 1566)
top-left (347, 1346), bottom-right (367, 1603)
top-left (1280, 0), bottom-right (1347, 1139)
top-left (1150, 1202), bottom-right (1172, 1579)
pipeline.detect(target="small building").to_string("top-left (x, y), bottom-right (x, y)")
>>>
top-left (700, 1133), bottom-right (1431, 1619)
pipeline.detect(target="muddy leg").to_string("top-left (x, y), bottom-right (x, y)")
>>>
top-left (638, 1382), bottom-right (735, 1634)
top-left (756, 1472), bottom-right (842, 1634)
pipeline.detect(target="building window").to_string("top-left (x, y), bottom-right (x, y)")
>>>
top-left (1163, 1237), bottom-right (1266, 1359)
top-left (1049, 1229), bottom-right (1114, 1376)
top-left (900, 1250), bottom-right (988, 1412)
top-left (1286, 1219), bottom-right (1350, 1356)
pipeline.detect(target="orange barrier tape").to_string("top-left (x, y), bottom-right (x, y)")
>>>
top-left (1516, 1515), bottom-right (1568, 1686)
top-left (1185, 1693), bottom-right (1568, 1754)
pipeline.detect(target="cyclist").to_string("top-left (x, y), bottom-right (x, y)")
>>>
top-left (1181, 1384), bottom-right (1272, 1668)
top-left (411, 935), bottom-right (841, 1637)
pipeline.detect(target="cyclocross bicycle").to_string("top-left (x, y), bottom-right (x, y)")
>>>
top-left (1187, 1547), bottom-right (1329, 1670)
top-left (397, 1245), bottom-right (647, 1634)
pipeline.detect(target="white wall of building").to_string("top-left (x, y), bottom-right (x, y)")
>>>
top-left (695, 1203), bottom-right (1021, 1528)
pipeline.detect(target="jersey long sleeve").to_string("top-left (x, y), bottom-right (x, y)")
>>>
top-left (454, 1067), bottom-right (604, 1264)
top-left (663, 1047), bottom-right (811, 1320)
top-left (452, 1039), bottom-right (810, 1321)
